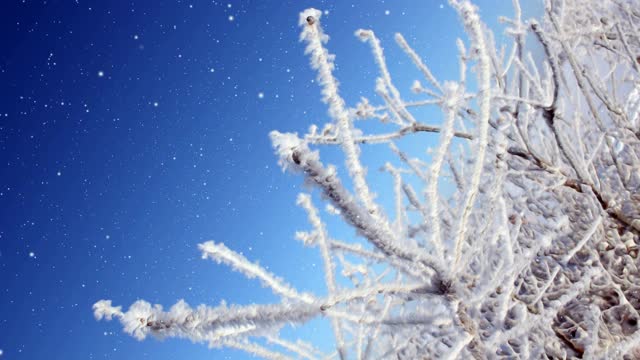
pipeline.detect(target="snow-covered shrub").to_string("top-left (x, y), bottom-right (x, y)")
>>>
top-left (95, 0), bottom-right (640, 358)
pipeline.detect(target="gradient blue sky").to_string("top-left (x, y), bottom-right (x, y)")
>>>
top-left (0, 1), bottom-right (540, 359)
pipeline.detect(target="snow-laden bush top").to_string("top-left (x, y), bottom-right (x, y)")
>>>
top-left (95, 1), bottom-right (640, 358)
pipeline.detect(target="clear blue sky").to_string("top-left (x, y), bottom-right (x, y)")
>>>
top-left (0, 1), bottom-right (540, 359)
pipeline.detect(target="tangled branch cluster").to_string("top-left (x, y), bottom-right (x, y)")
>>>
top-left (95, 0), bottom-right (640, 358)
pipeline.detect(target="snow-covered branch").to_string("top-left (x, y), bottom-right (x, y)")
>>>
top-left (95, 1), bottom-right (640, 358)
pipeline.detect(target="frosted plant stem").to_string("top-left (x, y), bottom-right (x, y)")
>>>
top-left (297, 194), bottom-right (347, 360)
top-left (395, 33), bottom-right (444, 93)
top-left (299, 9), bottom-right (383, 221)
top-left (265, 336), bottom-right (321, 360)
top-left (427, 100), bottom-right (458, 259)
top-left (449, 0), bottom-right (493, 269)
top-left (358, 29), bottom-right (417, 125)
top-left (199, 241), bottom-right (315, 303)
top-left (222, 339), bottom-right (294, 360)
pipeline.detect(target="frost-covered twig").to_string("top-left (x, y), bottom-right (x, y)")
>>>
top-left (95, 1), bottom-right (640, 358)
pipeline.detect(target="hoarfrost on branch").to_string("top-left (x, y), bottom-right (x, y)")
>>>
top-left (95, 0), bottom-right (640, 358)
